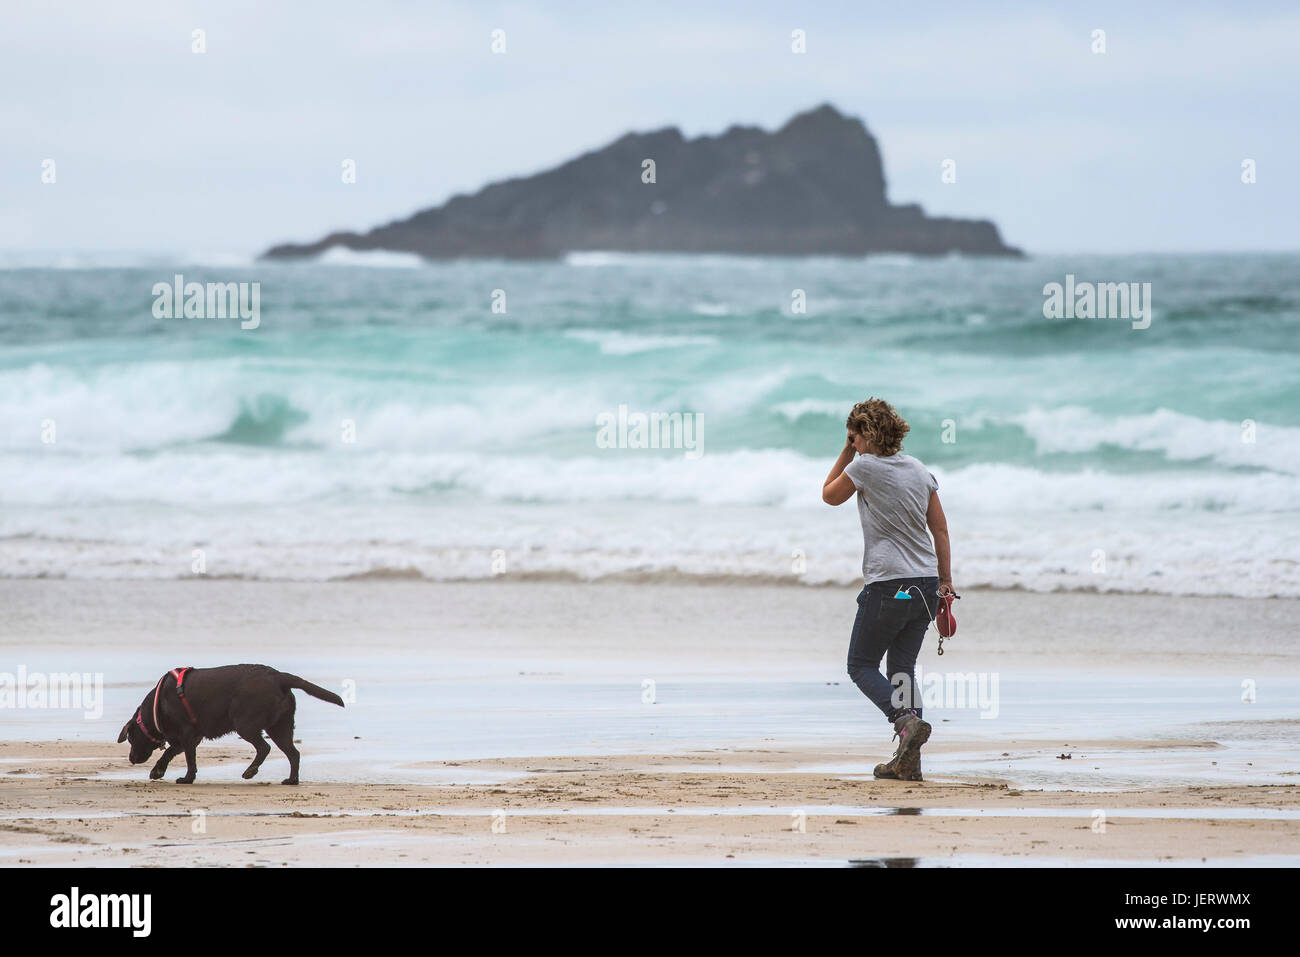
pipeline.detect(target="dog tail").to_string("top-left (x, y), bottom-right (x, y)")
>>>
top-left (279, 673), bottom-right (345, 707)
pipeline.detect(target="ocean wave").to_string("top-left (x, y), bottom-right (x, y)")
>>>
top-left (2, 502), bottom-right (1296, 597)
top-left (5, 447), bottom-right (1300, 516)
top-left (0, 251), bottom-right (255, 270)
top-left (562, 251), bottom-right (779, 270)
top-left (314, 247), bottom-right (426, 268)
top-left (7, 354), bottom-right (1299, 495)
top-left (0, 362), bottom-right (237, 451)
top-left (0, 362), bottom-right (603, 452)
top-left (3, 255), bottom-right (1297, 598)
top-left (771, 399), bottom-right (853, 422)
top-left (1012, 406), bottom-right (1300, 476)
top-left (563, 329), bottom-right (720, 355)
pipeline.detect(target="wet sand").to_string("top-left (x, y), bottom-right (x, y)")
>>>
top-left (3, 740), bottom-right (1298, 867)
top-left (2, 579), bottom-right (1299, 865)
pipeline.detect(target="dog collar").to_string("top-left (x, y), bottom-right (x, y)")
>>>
top-left (134, 706), bottom-right (165, 745)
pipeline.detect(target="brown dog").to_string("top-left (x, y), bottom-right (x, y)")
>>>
top-left (118, 664), bottom-right (344, 784)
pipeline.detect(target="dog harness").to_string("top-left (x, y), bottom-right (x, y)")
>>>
top-left (136, 667), bottom-right (199, 744)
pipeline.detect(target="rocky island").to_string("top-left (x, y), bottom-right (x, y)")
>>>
top-left (262, 104), bottom-right (1021, 261)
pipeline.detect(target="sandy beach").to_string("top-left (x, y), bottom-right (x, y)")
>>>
top-left (4, 740), bottom-right (1299, 867)
top-left (3, 579), bottom-right (1299, 866)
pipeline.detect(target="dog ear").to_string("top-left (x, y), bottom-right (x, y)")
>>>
top-left (117, 720), bottom-right (131, 744)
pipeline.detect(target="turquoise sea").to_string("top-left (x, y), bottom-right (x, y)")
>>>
top-left (1, 250), bottom-right (1297, 596)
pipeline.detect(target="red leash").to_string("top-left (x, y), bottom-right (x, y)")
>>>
top-left (935, 592), bottom-right (960, 655)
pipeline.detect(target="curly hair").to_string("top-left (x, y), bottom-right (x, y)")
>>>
top-left (846, 398), bottom-right (910, 456)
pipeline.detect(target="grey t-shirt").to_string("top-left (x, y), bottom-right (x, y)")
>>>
top-left (843, 452), bottom-right (939, 584)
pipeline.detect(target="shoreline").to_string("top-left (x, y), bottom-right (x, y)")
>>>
top-left (4, 578), bottom-right (1297, 667)
top-left (5, 572), bottom-right (1299, 602)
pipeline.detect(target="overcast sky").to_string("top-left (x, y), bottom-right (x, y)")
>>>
top-left (2, 0), bottom-right (1296, 257)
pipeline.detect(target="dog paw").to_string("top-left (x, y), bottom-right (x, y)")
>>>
top-left (280, 777), bottom-right (299, 786)
top-left (149, 766), bottom-right (166, 780)
top-left (175, 776), bottom-right (195, 784)
top-left (242, 767), bottom-right (259, 779)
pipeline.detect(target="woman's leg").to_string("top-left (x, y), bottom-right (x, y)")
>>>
top-left (846, 583), bottom-right (911, 721)
top-left (884, 577), bottom-right (940, 721)
top-left (885, 611), bottom-right (929, 721)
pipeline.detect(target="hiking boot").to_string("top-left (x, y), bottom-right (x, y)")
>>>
top-left (889, 709), bottom-right (931, 781)
top-left (873, 747), bottom-right (924, 781)
top-left (900, 752), bottom-right (924, 781)
top-left (873, 751), bottom-right (903, 779)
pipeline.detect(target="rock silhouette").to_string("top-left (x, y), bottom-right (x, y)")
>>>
top-left (263, 104), bottom-right (1021, 261)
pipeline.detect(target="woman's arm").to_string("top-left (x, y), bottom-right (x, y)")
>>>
top-left (926, 490), bottom-right (955, 596)
top-left (822, 435), bottom-right (858, 505)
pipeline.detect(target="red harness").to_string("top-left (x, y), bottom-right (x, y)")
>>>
top-left (137, 667), bottom-right (200, 743)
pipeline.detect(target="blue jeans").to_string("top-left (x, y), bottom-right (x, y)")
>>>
top-left (846, 576), bottom-right (938, 724)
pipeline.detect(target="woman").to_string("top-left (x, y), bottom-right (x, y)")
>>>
top-left (822, 398), bottom-right (954, 781)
